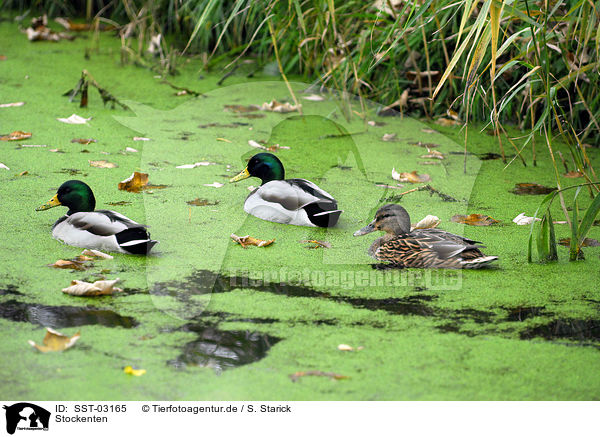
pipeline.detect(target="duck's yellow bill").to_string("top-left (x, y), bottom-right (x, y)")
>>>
top-left (230, 167), bottom-right (250, 182)
top-left (36, 194), bottom-right (61, 211)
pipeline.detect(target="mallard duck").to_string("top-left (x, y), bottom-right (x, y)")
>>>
top-left (230, 152), bottom-right (342, 227)
top-left (36, 180), bottom-right (158, 255)
top-left (354, 204), bottom-right (497, 268)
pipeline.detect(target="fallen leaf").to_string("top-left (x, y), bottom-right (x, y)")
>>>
top-left (392, 169), bottom-right (431, 183)
top-left (451, 214), bottom-right (499, 226)
top-left (558, 238), bottom-right (600, 247)
top-left (105, 201), bottom-right (131, 207)
top-left (300, 240), bottom-right (331, 249)
top-left (18, 170), bottom-right (28, 176)
top-left (176, 162), bottom-right (214, 169)
top-left (124, 365), bottom-right (146, 376)
top-left (89, 160), bottom-right (118, 168)
top-left (420, 150), bottom-right (445, 160)
top-left (435, 117), bottom-right (461, 127)
top-left (204, 182), bottom-right (224, 188)
top-left (57, 114), bottom-right (91, 124)
top-left (81, 249), bottom-right (114, 259)
top-left (411, 215), bottom-right (440, 230)
top-left (125, 147), bottom-right (138, 153)
top-left (49, 259), bottom-right (86, 271)
top-left (564, 171), bottom-right (583, 178)
top-left (422, 128), bottom-right (436, 134)
top-left (0, 131), bottom-right (32, 141)
top-left (118, 171), bottom-right (148, 192)
top-left (62, 278), bottom-right (122, 296)
top-left (0, 163), bottom-right (9, 170)
top-left (231, 233), bottom-right (275, 248)
top-left (302, 94), bottom-right (324, 101)
top-left (289, 371), bottom-right (349, 382)
top-left (49, 148), bottom-right (63, 153)
top-left (260, 99), bottom-right (300, 113)
top-left (187, 198), bottom-right (219, 206)
top-left (248, 139), bottom-right (265, 149)
top-left (216, 138), bottom-right (232, 143)
top-left (133, 137), bottom-right (151, 141)
top-left (0, 102), bottom-right (25, 108)
top-left (224, 104), bottom-right (260, 113)
top-left (28, 328), bottom-right (80, 352)
top-left (382, 133), bottom-right (397, 142)
top-left (71, 138), bottom-right (97, 144)
top-left (337, 344), bottom-right (353, 351)
top-left (512, 183), bottom-right (556, 195)
top-left (513, 213), bottom-right (542, 225)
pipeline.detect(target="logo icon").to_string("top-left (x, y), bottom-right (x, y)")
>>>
top-left (3, 403), bottom-right (50, 434)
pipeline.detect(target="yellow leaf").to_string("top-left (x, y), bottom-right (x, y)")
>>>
top-left (118, 171), bottom-right (149, 192)
top-left (123, 366), bottom-right (146, 376)
top-left (451, 214), bottom-right (499, 226)
top-left (62, 278), bottom-right (122, 296)
top-left (29, 328), bottom-right (80, 352)
top-left (0, 131), bottom-right (32, 141)
top-left (231, 233), bottom-right (275, 248)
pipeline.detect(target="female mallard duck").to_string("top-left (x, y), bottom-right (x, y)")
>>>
top-left (230, 152), bottom-right (341, 227)
top-left (36, 180), bottom-right (158, 255)
top-left (354, 204), bottom-right (497, 268)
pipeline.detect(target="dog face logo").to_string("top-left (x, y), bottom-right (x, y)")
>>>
top-left (3, 403), bottom-right (50, 434)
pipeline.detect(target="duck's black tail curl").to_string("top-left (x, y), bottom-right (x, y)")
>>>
top-left (304, 201), bottom-right (343, 227)
top-left (115, 227), bottom-right (158, 255)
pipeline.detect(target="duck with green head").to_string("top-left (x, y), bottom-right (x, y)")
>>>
top-left (230, 152), bottom-right (342, 227)
top-left (354, 204), bottom-right (497, 268)
top-left (36, 180), bottom-right (158, 255)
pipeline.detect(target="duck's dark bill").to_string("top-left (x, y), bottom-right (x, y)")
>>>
top-left (230, 167), bottom-right (250, 182)
top-left (353, 221), bottom-right (375, 236)
top-left (36, 194), bottom-right (61, 211)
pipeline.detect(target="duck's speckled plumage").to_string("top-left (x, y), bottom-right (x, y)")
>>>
top-left (355, 204), bottom-right (498, 269)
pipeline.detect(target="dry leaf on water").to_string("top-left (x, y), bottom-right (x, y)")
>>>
top-left (0, 131), bottom-right (32, 141)
top-left (0, 102), bottom-right (25, 108)
top-left (337, 344), bottom-right (363, 351)
top-left (564, 171), bottom-right (583, 178)
top-left (435, 117), bottom-right (461, 127)
top-left (89, 160), bottom-right (118, 168)
top-left (421, 150), bottom-right (444, 160)
top-left (71, 138), bottom-right (97, 144)
top-left (302, 94), bottom-right (324, 101)
top-left (203, 182), bottom-right (224, 188)
top-left (558, 238), bottom-right (600, 247)
top-left (118, 171), bottom-right (157, 192)
top-left (300, 240), bottom-right (331, 249)
top-left (176, 162), bottom-right (214, 169)
top-left (123, 366), bottom-right (146, 376)
top-left (260, 100), bottom-right (300, 113)
top-left (29, 328), bottom-right (80, 353)
top-left (57, 114), bottom-right (91, 124)
top-left (49, 259), bottom-right (86, 271)
top-left (125, 147), bottom-right (138, 153)
top-left (62, 278), bottom-right (122, 296)
top-left (411, 215), bottom-right (440, 230)
top-left (81, 249), bottom-right (113, 259)
top-left (513, 213), bottom-right (541, 225)
top-left (392, 169), bottom-right (431, 183)
top-left (512, 183), bottom-right (556, 195)
top-left (231, 233), bottom-right (275, 248)
top-left (382, 133), bottom-right (397, 142)
top-left (289, 371), bottom-right (349, 382)
top-left (0, 163), bottom-right (9, 170)
top-left (451, 214), bottom-right (499, 226)
top-left (187, 198), bottom-right (219, 206)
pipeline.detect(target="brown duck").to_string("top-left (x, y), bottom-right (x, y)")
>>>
top-left (354, 204), bottom-right (498, 269)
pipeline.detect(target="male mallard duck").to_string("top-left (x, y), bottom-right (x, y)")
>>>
top-left (36, 180), bottom-right (158, 255)
top-left (354, 204), bottom-right (497, 268)
top-left (230, 152), bottom-right (341, 227)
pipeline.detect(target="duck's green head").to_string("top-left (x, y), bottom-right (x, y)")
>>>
top-left (36, 180), bottom-right (96, 215)
top-left (230, 152), bottom-right (285, 185)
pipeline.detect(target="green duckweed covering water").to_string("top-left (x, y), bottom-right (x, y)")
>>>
top-left (0, 19), bottom-right (599, 400)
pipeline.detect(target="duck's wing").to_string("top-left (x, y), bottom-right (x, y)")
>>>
top-left (60, 210), bottom-right (145, 237)
top-left (410, 230), bottom-right (484, 259)
top-left (255, 179), bottom-right (337, 210)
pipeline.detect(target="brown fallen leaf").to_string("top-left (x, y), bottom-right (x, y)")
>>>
top-left (392, 169), bottom-right (431, 183)
top-left (558, 238), bottom-right (600, 247)
top-left (89, 160), bottom-right (118, 168)
top-left (49, 259), bottom-right (86, 271)
top-left (564, 171), bottom-right (583, 178)
top-left (289, 371), bottom-right (349, 382)
top-left (71, 138), bottom-right (97, 145)
top-left (118, 171), bottom-right (148, 192)
top-left (187, 198), bottom-right (219, 206)
top-left (451, 214), bottom-right (499, 226)
top-left (260, 99), bottom-right (300, 113)
top-left (0, 131), bottom-right (32, 141)
top-left (300, 240), bottom-right (331, 249)
top-left (435, 117), bottom-right (461, 127)
top-left (420, 150), bottom-right (445, 160)
top-left (18, 170), bottom-right (28, 176)
top-left (231, 233), bottom-right (275, 248)
top-left (62, 278), bottom-right (122, 296)
top-left (224, 104), bottom-right (260, 113)
top-left (28, 328), bottom-right (80, 352)
top-left (512, 183), bottom-right (556, 195)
